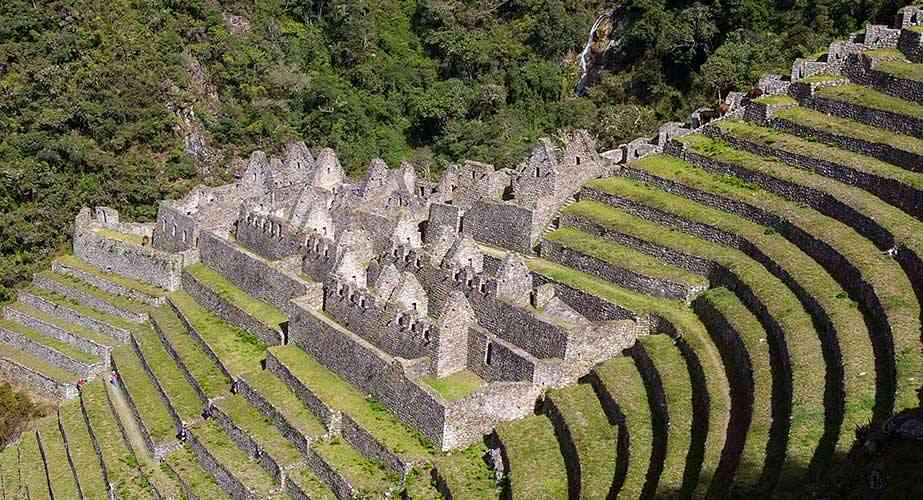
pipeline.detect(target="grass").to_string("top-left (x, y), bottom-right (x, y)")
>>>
top-left (432, 442), bottom-right (500, 499)
top-left (81, 380), bottom-right (154, 499)
top-left (241, 370), bottom-right (326, 438)
top-left (0, 317), bottom-right (98, 365)
top-left (546, 227), bottom-right (708, 290)
top-left (184, 263), bottom-right (287, 330)
top-left (36, 417), bottom-right (81, 499)
top-left (801, 74), bottom-right (842, 84)
top-left (18, 431), bottom-right (50, 500)
top-left (288, 465), bottom-right (336, 499)
top-left (640, 334), bottom-right (696, 496)
top-left (164, 446), bottom-right (230, 500)
top-left (815, 83), bottom-right (923, 119)
top-left (312, 437), bottom-right (398, 496)
top-left (112, 346), bottom-right (177, 445)
top-left (0, 343), bottom-right (77, 384)
top-left (593, 356), bottom-right (651, 497)
top-left (37, 270), bottom-right (150, 316)
top-left (495, 415), bottom-right (568, 499)
top-left (26, 285), bottom-right (144, 337)
top-left (95, 228), bottom-right (146, 246)
top-left (190, 421), bottom-right (280, 497)
top-left (714, 119), bottom-right (923, 189)
top-left (131, 322), bottom-right (203, 423)
top-left (169, 291), bottom-right (268, 379)
top-left (149, 303), bottom-right (231, 398)
top-left (420, 369), bottom-right (485, 402)
top-left (874, 57), bottom-right (923, 81)
top-left (774, 106), bottom-right (923, 156)
top-left (56, 254), bottom-right (165, 299)
top-left (270, 344), bottom-right (435, 461)
top-left (59, 401), bottom-right (109, 500)
top-left (0, 444), bottom-right (22, 498)
top-left (214, 395), bottom-right (303, 465)
top-left (8, 300), bottom-right (119, 348)
top-left (753, 95), bottom-right (798, 106)
top-left (401, 463), bottom-right (441, 499)
top-left (546, 384), bottom-right (617, 499)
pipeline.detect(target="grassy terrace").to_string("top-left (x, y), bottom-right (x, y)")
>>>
top-left (432, 443), bottom-right (499, 499)
top-left (495, 415), bottom-right (568, 499)
top-left (19, 431), bottom-right (50, 500)
top-left (593, 356), bottom-right (652, 497)
top-left (639, 334), bottom-right (694, 497)
top-left (802, 74), bottom-right (842, 84)
top-left (240, 370), bottom-right (326, 438)
top-left (313, 437), bottom-right (397, 496)
top-left (523, 256), bottom-right (730, 496)
top-left (546, 384), bottom-right (617, 499)
top-left (699, 287), bottom-right (773, 491)
top-left (190, 421), bottom-right (281, 498)
top-left (714, 119), bottom-right (923, 189)
top-left (184, 263), bottom-right (287, 330)
top-left (170, 291), bottom-right (267, 379)
top-left (288, 465), bottom-right (336, 499)
top-left (546, 227), bottom-right (708, 292)
top-left (38, 270), bottom-right (151, 317)
top-left (81, 380), bottom-right (154, 499)
top-left (37, 417), bottom-right (80, 499)
top-left (402, 463), bottom-right (441, 499)
top-left (773, 106), bottom-right (923, 157)
top-left (95, 228), bottom-right (147, 246)
top-left (873, 56), bottom-right (923, 81)
top-left (131, 317), bottom-right (203, 422)
top-left (8, 300), bottom-right (119, 348)
top-left (270, 345), bottom-right (435, 461)
top-left (112, 346), bottom-right (176, 445)
top-left (616, 157), bottom-right (894, 457)
top-left (674, 137), bottom-right (923, 412)
top-left (566, 197), bottom-right (828, 478)
top-left (0, 317), bottom-right (98, 365)
top-left (753, 95), bottom-right (798, 106)
top-left (420, 369), bottom-right (485, 401)
top-left (0, 444), bottom-right (22, 497)
top-left (56, 254), bottom-right (166, 299)
top-left (26, 286), bottom-right (144, 338)
top-left (149, 304), bottom-right (230, 398)
top-left (164, 446), bottom-right (230, 500)
top-left (815, 83), bottom-right (923, 119)
top-left (214, 395), bottom-right (303, 465)
top-left (59, 401), bottom-right (109, 500)
top-left (0, 343), bottom-right (77, 384)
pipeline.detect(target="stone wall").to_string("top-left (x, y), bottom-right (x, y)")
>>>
top-left (33, 274), bottom-right (148, 324)
top-left (186, 429), bottom-right (253, 499)
top-left (0, 326), bottom-right (99, 379)
top-left (3, 306), bottom-right (110, 361)
top-left (19, 292), bottom-right (131, 343)
top-left (52, 260), bottom-right (165, 307)
top-left (802, 92), bottom-right (923, 140)
top-left (0, 357), bottom-right (76, 400)
top-left (461, 201), bottom-right (534, 253)
top-left (843, 53), bottom-right (923, 105)
top-left (236, 210), bottom-right (305, 261)
top-left (898, 27), bottom-right (923, 63)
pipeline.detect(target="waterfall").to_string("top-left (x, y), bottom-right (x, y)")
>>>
top-left (575, 11), bottom-right (612, 96)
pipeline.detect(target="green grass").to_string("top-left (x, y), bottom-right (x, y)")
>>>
top-left (753, 95), bottom-right (798, 106)
top-left (546, 227), bottom-right (708, 290)
top-left (56, 254), bottom-right (165, 299)
top-left (432, 442), bottom-right (499, 499)
top-left (164, 446), bottom-right (230, 500)
top-left (545, 384), bottom-right (617, 499)
top-left (169, 291), bottom-right (267, 379)
top-left (0, 444), bottom-right (23, 498)
top-left (36, 417), bottom-right (81, 500)
top-left (639, 334), bottom-right (694, 497)
top-left (241, 370), bottom-right (327, 438)
top-left (26, 286), bottom-right (145, 337)
top-left (714, 119), bottom-right (923, 189)
top-left (495, 415), bottom-right (568, 499)
top-left (420, 369), bottom-right (485, 401)
top-left (774, 106), bottom-right (923, 156)
top-left (18, 431), bottom-right (50, 500)
top-left (190, 421), bottom-right (280, 498)
top-left (312, 437), bottom-right (398, 496)
top-left (401, 463), bottom-right (442, 499)
top-left (131, 322), bottom-right (203, 423)
top-left (0, 343), bottom-right (77, 384)
top-left (8, 300), bottom-right (119, 348)
top-left (874, 57), bottom-right (923, 81)
top-left (95, 228), bottom-right (146, 246)
top-left (816, 83), bottom-right (923, 119)
top-left (184, 263), bottom-right (287, 330)
top-left (112, 346), bottom-right (177, 445)
top-left (59, 401), bottom-right (109, 500)
top-left (0, 317), bottom-right (98, 365)
top-left (149, 303), bottom-right (231, 398)
top-left (37, 270), bottom-right (150, 316)
top-left (214, 395), bottom-right (302, 465)
top-left (287, 465), bottom-right (336, 500)
top-left (270, 344), bottom-right (435, 461)
top-left (802, 74), bottom-right (842, 84)
top-left (911, 24), bottom-right (923, 33)
top-left (593, 356), bottom-right (651, 497)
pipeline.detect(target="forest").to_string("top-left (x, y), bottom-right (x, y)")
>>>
top-left (0, 0), bottom-right (914, 302)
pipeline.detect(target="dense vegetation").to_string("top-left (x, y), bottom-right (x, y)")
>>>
top-left (0, 0), bottom-right (913, 302)
top-left (0, 382), bottom-right (52, 449)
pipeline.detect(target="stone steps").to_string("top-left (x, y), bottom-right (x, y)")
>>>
top-left (58, 401), bottom-right (109, 500)
top-left (52, 254), bottom-right (167, 307)
top-left (33, 271), bottom-right (149, 324)
top-left (542, 383), bottom-right (617, 499)
top-left (625, 153), bottom-right (920, 421)
top-left (493, 414), bottom-right (568, 499)
top-left (186, 420), bottom-right (285, 499)
top-left (0, 317), bottom-right (103, 378)
top-left (164, 445), bottom-right (231, 500)
top-left (541, 227), bottom-right (709, 301)
top-left (35, 416), bottom-right (81, 499)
